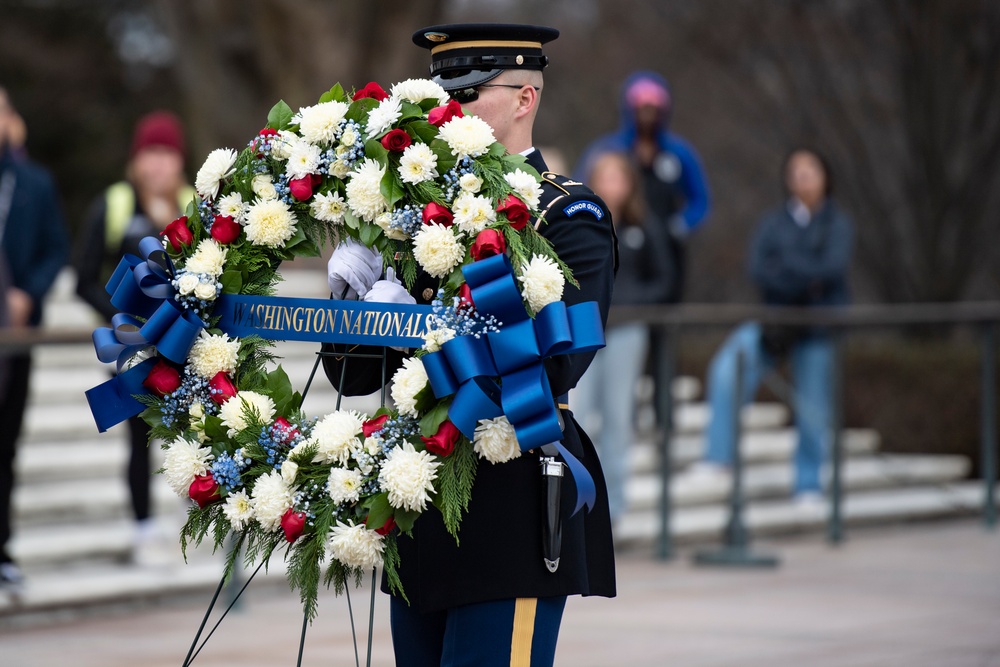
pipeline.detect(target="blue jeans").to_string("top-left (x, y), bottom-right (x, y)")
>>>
top-left (704, 322), bottom-right (833, 494)
top-left (571, 323), bottom-right (649, 521)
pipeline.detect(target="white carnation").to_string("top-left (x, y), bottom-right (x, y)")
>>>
top-left (162, 437), bottom-right (213, 496)
top-left (252, 174), bottom-right (279, 201)
top-left (326, 521), bottom-right (385, 570)
top-left (245, 198), bottom-right (297, 247)
top-left (250, 470), bottom-right (294, 532)
top-left (219, 390), bottom-right (276, 436)
top-left (345, 158), bottom-right (389, 222)
top-left (185, 239), bottom-right (228, 277)
top-left (193, 281), bottom-right (218, 301)
top-left (503, 169), bottom-right (543, 210)
top-left (390, 78), bottom-right (450, 106)
top-left (364, 97), bottom-right (402, 137)
top-left (438, 115), bottom-right (495, 159)
top-left (177, 272), bottom-right (199, 295)
top-left (270, 130), bottom-right (299, 160)
top-left (412, 223), bottom-right (465, 279)
top-left (285, 139), bottom-right (323, 180)
top-left (310, 190), bottom-right (347, 224)
top-left (223, 490), bottom-right (254, 530)
top-left (298, 100), bottom-right (349, 146)
top-left (389, 357), bottom-right (428, 418)
top-left (217, 192), bottom-right (249, 222)
top-left (422, 326), bottom-right (456, 353)
top-left (195, 148), bottom-right (237, 200)
top-left (398, 143), bottom-right (438, 185)
top-left (518, 254), bottom-right (565, 312)
top-left (452, 192), bottom-right (496, 234)
top-left (378, 443), bottom-right (439, 512)
top-left (187, 331), bottom-right (240, 379)
top-left (473, 416), bottom-right (522, 464)
top-left (310, 410), bottom-right (365, 465)
top-left (327, 467), bottom-right (364, 505)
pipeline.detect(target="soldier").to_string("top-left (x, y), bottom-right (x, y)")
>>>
top-left (324, 24), bottom-right (617, 667)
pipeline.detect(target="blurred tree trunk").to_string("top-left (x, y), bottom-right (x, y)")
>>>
top-left (154, 0), bottom-right (446, 160)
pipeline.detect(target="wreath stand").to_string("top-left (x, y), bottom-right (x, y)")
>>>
top-left (181, 342), bottom-right (391, 667)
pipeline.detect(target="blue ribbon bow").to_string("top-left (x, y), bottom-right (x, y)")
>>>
top-left (87, 236), bottom-right (205, 431)
top-left (421, 254), bottom-right (606, 513)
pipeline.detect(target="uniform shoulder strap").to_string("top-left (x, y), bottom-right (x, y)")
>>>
top-left (104, 181), bottom-right (135, 252)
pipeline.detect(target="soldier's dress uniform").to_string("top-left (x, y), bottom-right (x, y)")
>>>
top-left (323, 24), bottom-right (617, 667)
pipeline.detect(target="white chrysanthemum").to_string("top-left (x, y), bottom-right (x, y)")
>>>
top-left (194, 282), bottom-right (218, 301)
top-left (177, 272), bottom-right (199, 295)
top-left (473, 416), bottom-right (522, 464)
top-left (223, 490), bottom-right (254, 530)
top-left (375, 211), bottom-right (408, 241)
top-left (270, 130), bottom-right (299, 161)
top-left (365, 97), bottom-right (402, 137)
top-left (187, 331), bottom-right (240, 379)
top-left (412, 223), bottom-right (465, 279)
top-left (518, 254), bottom-right (565, 312)
top-left (310, 410), bottom-right (365, 465)
top-left (390, 356), bottom-right (429, 418)
top-left (327, 467), bottom-right (364, 505)
top-left (250, 470), bottom-right (294, 532)
top-left (245, 198), bottom-right (297, 247)
top-left (422, 325), bottom-right (456, 353)
top-left (298, 100), bottom-right (349, 146)
top-left (452, 192), bottom-right (496, 234)
top-left (195, 148), bottom-right (237, 200)
top-left (185, 239), bottom-right (228, 277)
top-left (459, 173), bottom-right (483, 193)
top-left (162, 437), bottom-right (213, 496)
top-left (345, 159), bottom-right (389, 222)
top-left (252, 174), bottom-right (279, 201)
top-left (310, 190), bottom-right (347, 224)
top-left (285, 139), bottom-right (323, 180)
top-left (219, 391), bottom-right (276, 436)
top-left (325, 521), bottom-right (385, 569)
top-left (379, 443), bottom-right (439, 512)
top-left (217, 192), bottom-right (249, 222)
top-left (438, 115), bottom-right (495, 159)
top-left (503, 169), bottom-right (544, 210)
top-left (398, 143), bottom-right (438, 185)
top-left (390, 78), bottom-right (450, 106)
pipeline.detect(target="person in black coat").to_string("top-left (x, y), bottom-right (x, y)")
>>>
top-left (323, 24), bottom-right (617, 667)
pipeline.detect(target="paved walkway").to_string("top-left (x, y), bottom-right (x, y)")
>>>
top-left (1, 520), bottom-right (999, 666)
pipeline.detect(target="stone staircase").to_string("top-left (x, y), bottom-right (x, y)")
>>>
top-left (0, 268), bottom-right (987, 620)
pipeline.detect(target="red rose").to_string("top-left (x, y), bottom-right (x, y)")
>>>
top-left (353, 81), bottom-right (389, 102)
top-left (497, 194), bottom-right (531, 231)
top-left (210, 214), bottom-right (241, 244)
top-left (209, 371), bottom-right (238, 405)
top-left (421, 419), bottom-right (461, 457)
top-left (142, 360), bottom-right (181, 397)
top-left (428, 99), bottom-right (464, 127)
top-left (422, 202), bottom-right (454, 227)
top-left (374, 516), bottom-right (396, 536)
top-left (273, 416), bottom-right (300, 444)
top-left (189, 474), bottom-right (221, 508)
top-left (162, 216), bottom-right (194, 252)
top-left (457, 282), bottom-right (475, 311)
top-left (380, 129), bottom-right (412, 153)
top-left (289, 176), bottom-right (317, 201)
top-left (281, 508), bottom-right (306, 543)
top-left (362, 414), bottom-right (391, 438)
top-left (470, 229), bottom-right (507, 260)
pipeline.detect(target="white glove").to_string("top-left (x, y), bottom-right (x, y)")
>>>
top-left (328, 238), bottom-right (383, 299)
top-left (364, 267), bottom-right (416, 305)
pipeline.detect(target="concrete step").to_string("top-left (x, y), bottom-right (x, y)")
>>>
top-left (626, 453), bottom-right (971, 510)
top-left (615, 480), bottom-right (992, 546)
top-left (12, 475), bottom-right (183, 526)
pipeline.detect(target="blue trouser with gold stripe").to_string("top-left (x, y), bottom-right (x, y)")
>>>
top-left (390, 595), bottom-right (567, 667)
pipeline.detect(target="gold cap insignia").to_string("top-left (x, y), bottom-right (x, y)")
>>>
top-left (516, 54), bottom-right (524, 65)
top-left (422, 288), bottom-right (435, 301)
top-left (424, 32), bottom-right (449, 43)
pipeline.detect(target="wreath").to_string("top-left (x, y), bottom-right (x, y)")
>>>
top-left (89, 78), bottom-right (589, 619)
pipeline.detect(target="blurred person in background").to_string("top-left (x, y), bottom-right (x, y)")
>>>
top-left (572, 151), bottom-right (672, 525)
top-left (683, 147), bottom-right (852, 506)
top-left (0, 85), bottom-right (70, 592)
top-left (75, 110), bottom-right (194, 566)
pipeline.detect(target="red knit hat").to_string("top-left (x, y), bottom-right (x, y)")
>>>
top-left (130, 111), bottom-right (186, 159)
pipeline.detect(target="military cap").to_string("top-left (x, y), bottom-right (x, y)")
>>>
top-left (412, 23), bottom-right (559, 92)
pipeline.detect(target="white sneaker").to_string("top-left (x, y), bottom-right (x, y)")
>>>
top-left (131, 520), bottom-right (180, 568)
top-left (0, 562), bottom-right (25, 597)
top-left (674, 461), bottom-right (731, 490)
top-left (793, 491), bottom-right (827, 517)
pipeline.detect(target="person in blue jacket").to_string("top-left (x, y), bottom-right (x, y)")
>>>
top-left (0, 86), bottom-right (70, 593)
top-left (574, 70), bottom-right (709, 303)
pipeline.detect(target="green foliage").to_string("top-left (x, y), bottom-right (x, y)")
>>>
top-left (419, 400), bottom-right (451, 437)
top-left (318, 83), bottom-right (347, 104)
top-left (267, 100), bottom-right (294, 130)
top-left (380, 169), bottom-right (406, 208)
top-left (434, 439), bottom-right (477, 541)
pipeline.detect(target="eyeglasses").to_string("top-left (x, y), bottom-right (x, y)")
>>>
top-left (450, 84), bottom-right (541, 104)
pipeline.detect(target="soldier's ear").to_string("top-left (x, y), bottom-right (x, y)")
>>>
top-left (513, 85), bottom-right (539, 119)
